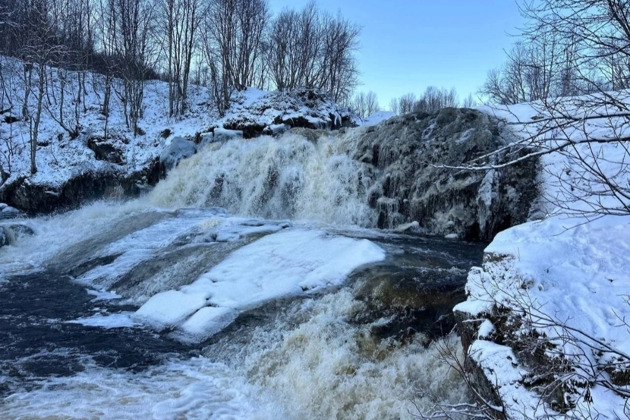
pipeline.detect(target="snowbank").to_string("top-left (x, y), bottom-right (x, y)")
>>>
top-left (456, 98), bottom-right (630, 418)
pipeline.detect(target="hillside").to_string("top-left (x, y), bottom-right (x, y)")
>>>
top-left (0, 57), bottom-right (366, 214)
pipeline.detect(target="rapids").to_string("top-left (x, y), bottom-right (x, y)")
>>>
top-left (0, 131), bottom-right (486, 419)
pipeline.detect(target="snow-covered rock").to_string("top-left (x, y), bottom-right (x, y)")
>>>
top-left (159, 137), bottom-right (197, 176)
top-left (0, 203), bottom-right (22, 219)
top-left (134, 228), bottom-right (386, 342)
top-left (455, 97), bottom-right (630, 419)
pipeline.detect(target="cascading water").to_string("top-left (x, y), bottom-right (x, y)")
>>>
top-left (0, 129), bottom-right (485, 419)
top-left (149, 131), bottom-right (378, 226)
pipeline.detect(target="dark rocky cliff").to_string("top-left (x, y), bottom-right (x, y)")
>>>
top-left (353, 108), bottom-right (539, 240)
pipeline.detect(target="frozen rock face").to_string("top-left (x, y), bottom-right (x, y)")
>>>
top-left (159, 137), bottom-right (197, 176)
top-left (0, 163), bottom-right (160, 214)
top-left (354, 108), bottom-right (538, 240)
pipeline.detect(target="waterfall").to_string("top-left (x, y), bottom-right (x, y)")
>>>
top-left (149, 131), bottom-right (378, 227)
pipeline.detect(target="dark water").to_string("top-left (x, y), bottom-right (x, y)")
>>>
top-left (0, 226), bottom-right (485, 409)
top-left (0, 271), bottom-right (195, 396)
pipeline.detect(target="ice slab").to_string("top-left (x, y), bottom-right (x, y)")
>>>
top-left (135, 228), bottom-right (385, 342)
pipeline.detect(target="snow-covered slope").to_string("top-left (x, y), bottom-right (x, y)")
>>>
top-left (0, 57), bottom-right (354, 213)
top-left (456, 98), bottom-right (630, 419)
top-left (0, 56), bottom-right (213, 189)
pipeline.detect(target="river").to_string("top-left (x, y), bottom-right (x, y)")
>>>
top-left (0, 131), bottom-right (485, 419)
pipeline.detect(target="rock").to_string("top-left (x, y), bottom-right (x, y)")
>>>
top-left (0, 223), bottom-right (35, 248)
top-left (213, 128), bottom-right (243, 142)
top-left (352, 264), bottom-right (468, 342)
top-left (159, 137), bottom-right (197, 177)
top-left (87, 136), bottom-right (126, 165)
top-left (218, 88), bottom-right (355, 139)
top-left (0, 227), bottom-right (7, 247)
top-left (353, 108), bottom-right (539, 241)
top-left (0, 159), bottom-right (160, 215)
top-left (3, 114), bottom-right (20, 124)
top-left (0, 203), bottom-right (22, 219)
top-left (262, 123), bottom-right (290, 136)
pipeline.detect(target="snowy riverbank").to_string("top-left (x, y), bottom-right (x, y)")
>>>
top-left (455, 98), bottom-right (630, 418)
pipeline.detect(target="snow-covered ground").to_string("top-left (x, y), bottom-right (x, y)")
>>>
top-left (0, 56), bottom-right (373, 197)
top-left (0, 56), bottom-right (214, 189)
top-left (456, 98), bottom-right (630, 418)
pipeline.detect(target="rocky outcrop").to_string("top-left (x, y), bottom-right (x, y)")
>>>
top-left (159, 137), bottom-right (197, 177)
top-left (353, 108), bottom-right (539, 240)
top-left (0, 160), bottom-right (160, 215)
top-left (87, 136), bottom-right (126, 165)
top-left (203, 88), bottom-right (355, 140)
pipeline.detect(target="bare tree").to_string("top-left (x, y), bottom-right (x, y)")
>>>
top-left (462, 93), bottom-right (477, 108)
top-left (396, 93), bottom-right (416, 115)
top-left (109, 0), bottom-right (156, 135)
top-left (351, 90), bottom-right (379, 120)
top-left (473, 0), bottom-right (630, 218)
top-left (162, 0), bottom-right (203, 117)
top-left (413, 86), bottom-right (458, 113)
top-left (19, 0), bottom-right (63, 174)
top-left (265, 2), bottom-right (359, 102)
top-left (267, 3), bottom-right (320, 92)
top-left (202, 0), bottom-right (268, 115)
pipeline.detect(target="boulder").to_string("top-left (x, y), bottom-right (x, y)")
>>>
top-left (0, 203), bottom-right (22, 219)
top-left (353, 108), bottom-right (539, 240)
top-left (0, 223), bottom-right (35, 248)
top-left (87, 137), bottom-right (126, 165)
top-left (159, 137), bottom-right (197, 177)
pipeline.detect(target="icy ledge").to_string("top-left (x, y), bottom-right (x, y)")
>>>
top-left (454, 215), bottom-right (630, 419)
top-left (134, 228), bottom-right (385, 343)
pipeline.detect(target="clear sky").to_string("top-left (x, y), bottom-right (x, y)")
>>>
top-left (267, 0), bottom-right (523, 109)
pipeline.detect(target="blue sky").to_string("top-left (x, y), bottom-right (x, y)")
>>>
top-left (268, 0), bottom-right (523, 109)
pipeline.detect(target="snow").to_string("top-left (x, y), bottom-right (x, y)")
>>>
top-left (135, 290), bottom-right (208, 329)
top-left (356, 110), bottom-right (396, 126)
top-left (159, 137), bottom-right (197, 172)
top-left (455, 97), bottom-right (630, 418)
top-left (135, 228), bottom-right (385, 342)
top-left (0, 56), bottom-right (215, 190)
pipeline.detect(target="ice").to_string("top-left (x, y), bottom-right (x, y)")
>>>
top-left (136, 228), bottom-right (385, 341)
top-left (179, 307), bottom-right (239, 342)
top-left (135, 290), bottom-right (208, 330)
top-left (357, 110), bottom-right (395, 126)
top-left (67, 312), bottom-right (139, 329)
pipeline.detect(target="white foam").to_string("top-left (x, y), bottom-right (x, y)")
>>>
top-left (148, 133), bottom-right (378, 226)
top-left (1, 358), bottom-right (282, 420)
top-left (67, 312), bottom-right (139, 329)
